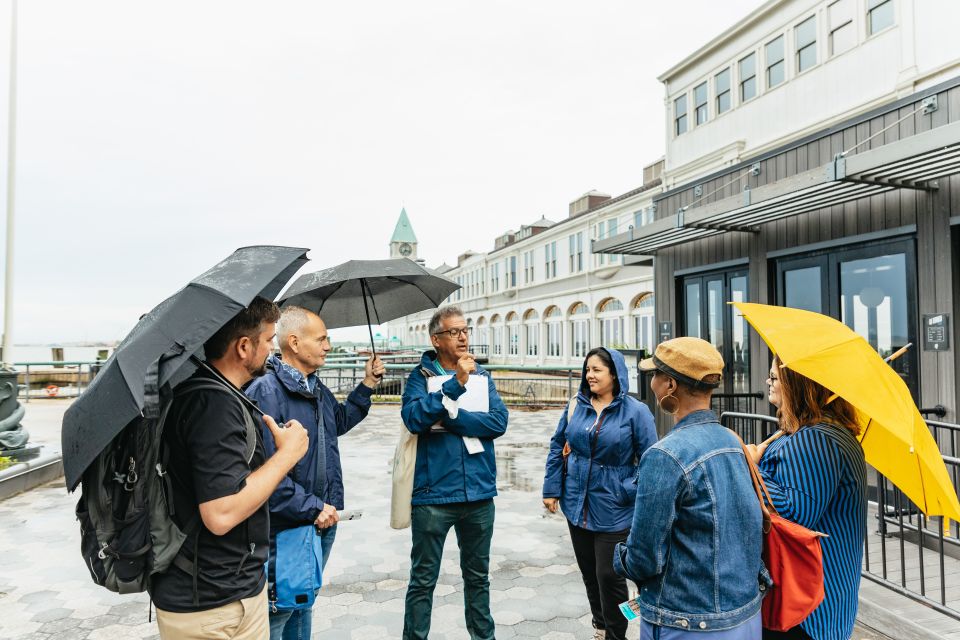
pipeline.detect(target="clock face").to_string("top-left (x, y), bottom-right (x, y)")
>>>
top-left (399, 243), bottom-right (412, 257)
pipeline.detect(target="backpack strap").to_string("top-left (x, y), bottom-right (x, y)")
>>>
top-left (175, 379), bottom-right (257, 464)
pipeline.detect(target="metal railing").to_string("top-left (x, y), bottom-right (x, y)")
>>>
top-left (12, 361), bottom-right (104, 401)
top-left (720, 411), bottom-right (960, 621)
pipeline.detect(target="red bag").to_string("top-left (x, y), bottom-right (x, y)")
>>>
top-left (735, 433), bottom-right (827, 632)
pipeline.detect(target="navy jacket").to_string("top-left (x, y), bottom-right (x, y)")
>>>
top-left (245, 354), bottom-right (372, 533)
top-left (401, 351), bottom-right (509, 505)
top-left (542, 348), bottom-right (657, 532)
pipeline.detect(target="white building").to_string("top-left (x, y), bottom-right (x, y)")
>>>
top-left (384, 162), bottom-right (663, 368)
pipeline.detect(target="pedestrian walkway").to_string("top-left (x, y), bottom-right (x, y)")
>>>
top-left (0, 403), bottom-right (894, 639)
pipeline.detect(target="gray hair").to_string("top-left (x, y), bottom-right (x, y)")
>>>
top-left (428, 306), bottom-right (464, 336)
top-left (276, 305), bottom-right (316, 352)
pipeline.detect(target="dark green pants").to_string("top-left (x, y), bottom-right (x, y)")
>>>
top-left (403, 500), bottom-right (496, 640)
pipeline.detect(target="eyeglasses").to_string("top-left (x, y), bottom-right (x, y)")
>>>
top-left (433, 327), bottom-right (472, 339)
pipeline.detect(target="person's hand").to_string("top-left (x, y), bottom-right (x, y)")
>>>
top-left (363, 356), bottom-right (385, 388)
top-left (315, 503), bottom-right (339, 529)
top-left (263, 415), bottom-right (308, 469)
top-left (745, 442), bottom-right (768, 464)
top-left (542, 498), bottom-right (559, 513)
top-left (455, 353), bottom-right (476, 386)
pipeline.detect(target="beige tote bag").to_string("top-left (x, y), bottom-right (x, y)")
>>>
top-left (390, 423), bottom-right (418, 529)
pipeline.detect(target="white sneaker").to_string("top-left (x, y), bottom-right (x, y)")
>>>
top-left (592, 630), bottom-right (606, 640)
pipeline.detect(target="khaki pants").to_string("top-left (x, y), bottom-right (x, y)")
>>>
top-left (156, 586), bottom-right (268, 640)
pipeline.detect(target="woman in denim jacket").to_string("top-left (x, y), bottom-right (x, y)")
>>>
top-left (614, 337), bottom-right (769, 639)
top-left (747, 356), bottom-right (866, 640)
top-left (542, 347), bottom-right (657, 640)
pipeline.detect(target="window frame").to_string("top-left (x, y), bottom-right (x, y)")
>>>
top-left (765, 35), bottom-right (785, 89)
top-left (715, 67), bottom-right (731, 115)
top-left (739, 53), bottom-right (757, 102)
top-left (795, 15), bottom-right (817, 73)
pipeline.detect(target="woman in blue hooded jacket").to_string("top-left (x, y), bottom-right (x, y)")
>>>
top-left (542, 347), bottom-right (657, 640)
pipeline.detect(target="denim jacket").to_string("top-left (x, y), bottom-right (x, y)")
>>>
top-left (614, 410), bottom-right (770, 632)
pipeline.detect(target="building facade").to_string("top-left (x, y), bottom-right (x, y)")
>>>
top-left (595, 0), bottom-right (960, 415)
top-left (384, 173), bottom-right (662, 370)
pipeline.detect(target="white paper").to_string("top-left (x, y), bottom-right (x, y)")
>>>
top-left (427, 375), bottom-right (489, 413)
top-left (462, 437), bottom-right (484, 454)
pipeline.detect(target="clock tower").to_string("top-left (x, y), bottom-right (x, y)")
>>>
top-left (389, 207), bottom-right (418, 261)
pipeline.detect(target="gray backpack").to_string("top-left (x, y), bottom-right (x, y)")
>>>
top-left (75, 368), bottom-right (256, 597)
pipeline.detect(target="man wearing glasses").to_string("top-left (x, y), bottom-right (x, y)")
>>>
top-left (400, 305), bottom-right (509, 640)
top-left (245, 305), bottom-right (384, 640)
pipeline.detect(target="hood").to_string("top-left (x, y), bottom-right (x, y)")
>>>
top-left (579, 347), bottom-right (631, 402)
top-left (265, 353), bottom-right (316, 397)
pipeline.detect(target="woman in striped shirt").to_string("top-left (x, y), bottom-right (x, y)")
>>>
top-left (749, 356), bottom-right (867, 640)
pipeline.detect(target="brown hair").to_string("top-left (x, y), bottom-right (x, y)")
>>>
top-left (204, 296), bottom-right (280, 360)
top-left (773, 355), bottom-right (860, 435)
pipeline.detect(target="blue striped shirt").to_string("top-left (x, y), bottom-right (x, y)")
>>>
top-left (757, 423), bottom-right (867, 640)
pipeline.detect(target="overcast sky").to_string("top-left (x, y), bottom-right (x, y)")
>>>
top-left (0, 0), bottom-right (762, 345)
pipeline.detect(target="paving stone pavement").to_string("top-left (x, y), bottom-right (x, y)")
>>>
top-left (0, 403), bottom-right (889, 639)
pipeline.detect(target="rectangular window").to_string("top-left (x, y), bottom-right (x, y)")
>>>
top-left (508, 325), bottom-right (519, 356)
top-left (694, 82), bottom-right (708, 125)
top-left (829, 0), bottom-right (855, 56)
top-left (715, 68), bottom-right (731, 114)
top-left (795, 16), bottom-right (817, 72)
top-left (594, 224), bottom-right (605, 267)
top-left (526, 324), bottom-right (539, 356)
top-left (739, 53), bottom-right (756, 102)
top-left (492, 326), bottom-right (502, 356)
top-left (490, 264), bottom-right (499, 293)
top-left (523, 250), bottom-right (535, 283)
top-left (766, 36), bottom-right (785, 88)
top-left (544, 241), bottom-right (557, 279)
top-left (868, 0), bottom-right (894, 35)
top-left (508, 256), bottom-right (517, 287)
top-left (568, 233), bottom-right (583, 273)
top-left (674, 94), bottom-right (687, 135)
top-left (606, 220), bottom-right (618, 264)
top-left (571, 320), bottom-right (589, 359)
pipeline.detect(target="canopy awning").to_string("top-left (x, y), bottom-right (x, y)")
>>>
top-left (594, 120), bottom-right (960, 255)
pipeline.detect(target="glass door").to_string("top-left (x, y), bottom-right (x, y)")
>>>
top-left (681, 269), bottom-right (749, 393)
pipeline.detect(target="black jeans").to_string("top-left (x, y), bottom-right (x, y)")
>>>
top-left (568, 521), bottom-right (632, 640)
top-left (763, 627), bottom-right (813, 639)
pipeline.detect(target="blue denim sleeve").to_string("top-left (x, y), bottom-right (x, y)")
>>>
top-left (541, 410), bottom-right (569, 499)
top-left (245, 383), bottom-right (324, 522)
top-left (758, 428), bottom-right (840, 529)
top-left (614, 447), bottom-right (685, 583)
top-left (439, 375), bottom-right (508, 439)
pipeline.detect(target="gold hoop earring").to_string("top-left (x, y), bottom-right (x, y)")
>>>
top-left (658, 393), bottom-right (680, 416)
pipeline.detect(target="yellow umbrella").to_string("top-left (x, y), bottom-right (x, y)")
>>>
top-left (733, 301), bottom-right (960, 522)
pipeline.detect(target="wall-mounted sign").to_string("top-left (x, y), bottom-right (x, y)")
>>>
top-left (923, 313), bottom-right (950, 351)
top-left (659, 321), bottom-right (673, 343)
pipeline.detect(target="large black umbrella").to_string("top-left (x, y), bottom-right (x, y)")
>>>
top-left (62, 245), bottom-right (309, 490)
top-left (277, 258), bottom-right (460, 354)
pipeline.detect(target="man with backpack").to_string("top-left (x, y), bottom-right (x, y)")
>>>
top-left (245, 305), bottom-right (385, 639)
top-left (149, 296), bottom-right (309, 639)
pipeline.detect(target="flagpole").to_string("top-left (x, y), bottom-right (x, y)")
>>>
top-left (1, 0), bottom-right (17, 367)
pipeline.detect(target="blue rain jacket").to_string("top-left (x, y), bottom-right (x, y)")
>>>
top-left (245, 354), bottom-right (372, 533)
top-left (542, 348), bottom-right (657, 532)
top-left (401, 351), bottom-right (509, 506)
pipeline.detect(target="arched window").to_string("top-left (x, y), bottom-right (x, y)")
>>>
top-left (598, 298), bottom-right (625, 348)
top-left (523, 309), bottom-right (539, 356)
top-left (569, 302), bottom-right (590, 358)
top-left (632, 292), bottom-right (655, 353)
top-left (490, 314), bottom-right (503, 355)
top-left (506, 312), bottom-right (520, 356)
top-left (475, 317), bottom-right (488, 356)
top-left (544, 306), bottom-right (562, 357)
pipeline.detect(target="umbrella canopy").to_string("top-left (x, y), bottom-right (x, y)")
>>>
top-left (277, 259), bottom-right (459, 330)
top-left (733, 302), bottom-right (960, 521)
top-left (62, 245), bottom-right (309, 490)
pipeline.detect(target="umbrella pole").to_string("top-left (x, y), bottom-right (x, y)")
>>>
top-left (360, 278), bottom-right (377, 360)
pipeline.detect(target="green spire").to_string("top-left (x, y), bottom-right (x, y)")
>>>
top-left (390, 208), bottom-right (417, 243)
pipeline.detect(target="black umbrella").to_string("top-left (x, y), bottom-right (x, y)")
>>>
top-left (277, 258), bottom-right (460, 355)
top-left (62, 245), bottom-right (309, 491)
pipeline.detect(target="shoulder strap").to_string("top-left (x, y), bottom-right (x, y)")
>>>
top-left (727, 429), bottom-right (775, 531)
top-left (175, 379), bottom-right (257, 464)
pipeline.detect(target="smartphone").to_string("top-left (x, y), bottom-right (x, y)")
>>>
top-left (338, 509), bottom-right (363, 521)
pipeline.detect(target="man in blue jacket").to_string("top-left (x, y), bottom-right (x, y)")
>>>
top-left (245, 305), bottom-right (384, 640)
top-left (400, 305), bottom-right (509, 640)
